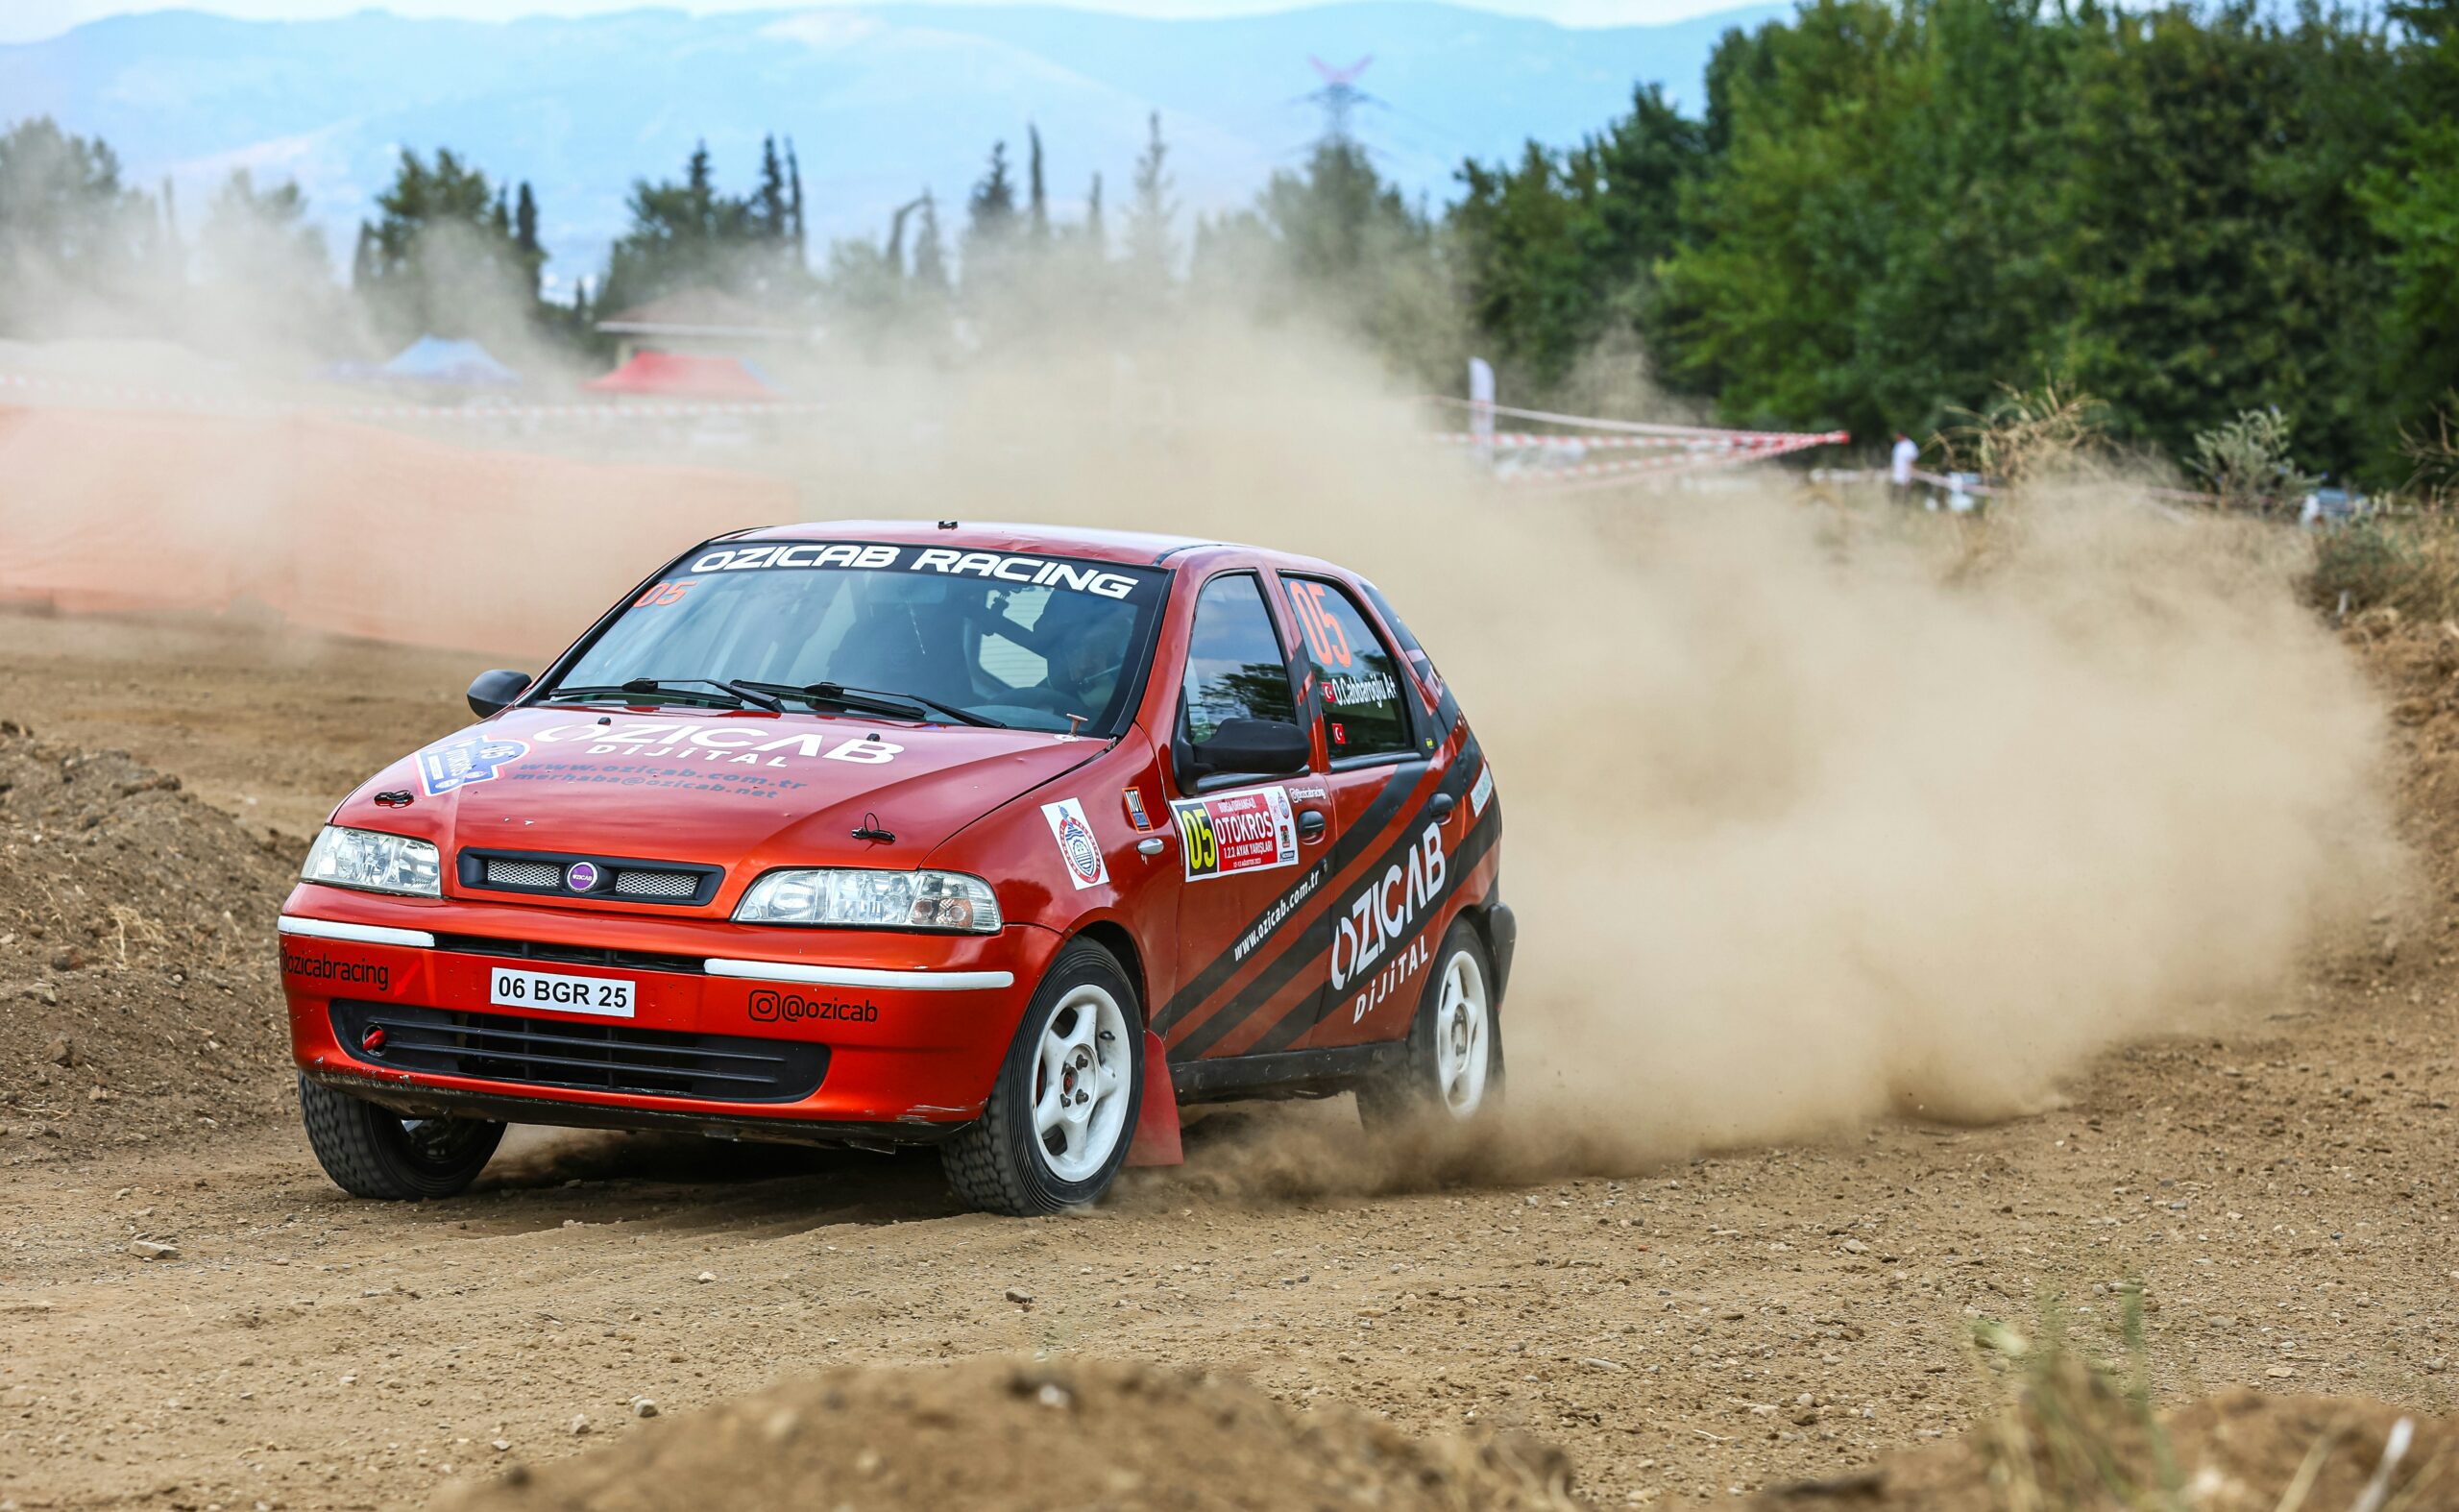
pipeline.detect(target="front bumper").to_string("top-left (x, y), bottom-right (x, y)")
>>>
top-left (280, 883), bottom-right (1058, 1139)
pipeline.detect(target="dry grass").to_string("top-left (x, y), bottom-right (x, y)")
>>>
top-left (1969, 1292), bottom-right (2183, 1512)
top-left (2307, 511), bottom-right (2459, 621)
top-left (2398, 397), bottom-right (2459, 503)
top-left (1938, 382), bottom-right (2112, 488)
top-left (1944, 1295), bottom-right (2452, 1512)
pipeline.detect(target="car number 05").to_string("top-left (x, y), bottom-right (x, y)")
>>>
top-left (489, 966), bottom-right (636, 1018)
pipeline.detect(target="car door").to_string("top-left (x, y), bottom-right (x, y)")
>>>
top-left (1273, 571), bottom-right (1456, 1047)
top-left (1153, 570), bottom-right (1333, 1064)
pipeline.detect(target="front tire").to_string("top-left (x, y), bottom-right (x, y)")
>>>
top-left (297, 1074), bottom-right (504, 1200)
top-left (1358, 919), bottom-right (1501, 1132)
top-left (942, 940), bottom-right (1145, 1216)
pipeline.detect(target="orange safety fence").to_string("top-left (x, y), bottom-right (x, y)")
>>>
top-left (0, 404), bottom-right (797, 657)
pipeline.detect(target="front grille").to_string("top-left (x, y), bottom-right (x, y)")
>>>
top-left (614, 869), bottom-right (697, 899)
top-left (331, 1001), bottom-right (826, 1103)
top-left (458, 848), bottom-right (722, 908)
top-left (436, 935), bottom-right (706, 975)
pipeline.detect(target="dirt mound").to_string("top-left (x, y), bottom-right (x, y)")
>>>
top-left (1747, 1388), bottom-right (2450, 1510)
top-left (0, 720), bottom-right (302, 1159)
top-left (436, 1356), bottom-right (1578, 1512)
top-left (2349, 612), bottom-right (2459, 872)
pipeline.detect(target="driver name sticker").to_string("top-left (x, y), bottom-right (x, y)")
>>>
top-left (1171, 787), bottom-right (1300, 882)
top-left (416, 737), bottom-right (528, 796)
top-left (1041, 798), bottom-right (1108, 890)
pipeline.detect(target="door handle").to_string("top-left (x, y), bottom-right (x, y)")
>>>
top-left (1297, 809), bottom-right (1328, 841)
top-left (1430, 793), bottom-right (1456, 821)
top-left (1137, 837), bottom-right (1166, 857)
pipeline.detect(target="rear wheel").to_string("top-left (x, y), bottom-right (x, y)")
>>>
top-left (942, 940), bottom-right (1145, 1216)
top-left (1358, 919), bottom-right (1501, 1132)
top-left (297, 1074), bottom-right (504, 1200)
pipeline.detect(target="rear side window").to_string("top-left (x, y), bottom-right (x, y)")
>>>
top-left (1282, 576), bottom-right (1411, 759)
top-left (1181, 573), bottom-right (1299, 744)
top-left (1359, 579), bottom-right (1444, 711)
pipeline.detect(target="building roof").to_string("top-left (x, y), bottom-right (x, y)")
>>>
top-left (378, 336), bottom-right (520, 386)
top-left (585, 351), bottom-right (782, 400)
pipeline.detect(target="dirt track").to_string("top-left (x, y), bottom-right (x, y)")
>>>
top-left (3, 611), bottom-right (2456, 1510)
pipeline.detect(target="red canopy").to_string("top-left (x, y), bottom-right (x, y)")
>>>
top-left (585, 352), bottom-right (778, 400)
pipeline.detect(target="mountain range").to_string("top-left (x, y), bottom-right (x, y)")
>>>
top-left (0, 3), bottom-right (1781, 291)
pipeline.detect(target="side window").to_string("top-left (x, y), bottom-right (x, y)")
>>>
top-left (1283, 576), bottom-right (1412, 759)
top-left (1181, 573), bottom-right (1299, 744)
top-left (1359, 579), bottom-right (1445, 712)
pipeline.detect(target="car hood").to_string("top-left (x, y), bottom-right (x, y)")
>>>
top-left (335, 705), bottom-right (1106, 876)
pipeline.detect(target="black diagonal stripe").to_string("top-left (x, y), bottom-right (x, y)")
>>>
top-left (1173, 750), bottom-right (1480, 1061)
top-left (1243, 782), bottom-right (1499, 1058)
top-left (1150, 760), bottom-right (1425, 1037)
top-left (1163, 723), bottom-right (1486, 1051)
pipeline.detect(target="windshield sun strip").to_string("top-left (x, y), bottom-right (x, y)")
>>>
top-left (529, 539), bottom-right (1174, 739)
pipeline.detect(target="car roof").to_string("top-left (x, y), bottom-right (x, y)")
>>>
top-left (718, 519), bottom-right (1350, 577)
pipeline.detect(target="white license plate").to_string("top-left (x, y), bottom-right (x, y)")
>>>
top-left (489, 966), bottom-right (635, 1018)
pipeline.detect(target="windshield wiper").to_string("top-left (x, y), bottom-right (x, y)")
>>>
top-left (540, 677), bottom-right (782, 712)
top-left (738, 680), bottom-right (1007, 729)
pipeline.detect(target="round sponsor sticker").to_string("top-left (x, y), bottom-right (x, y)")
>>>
top-left (566, 861), bottom-right (600, 891)
top-left (1058, 813), bottom-right (1102, 885)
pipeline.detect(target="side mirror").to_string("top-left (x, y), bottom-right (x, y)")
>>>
top-left (466, 669), bottom-right (532, 719)
top-left (1191, 718), bottom-right (1310, 778)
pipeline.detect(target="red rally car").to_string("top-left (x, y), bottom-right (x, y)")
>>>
top-left (280, 522), bottom-right (1512, 1214)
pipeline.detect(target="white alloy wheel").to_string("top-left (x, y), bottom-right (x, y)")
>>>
top-left (1031, 984), bottom-right (1134, 1182)
top-left (1431, 948), bottom-right (1491, 1118)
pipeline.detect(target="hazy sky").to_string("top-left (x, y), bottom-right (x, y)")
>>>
top-left (0, 0), bottom-right (1724, 45)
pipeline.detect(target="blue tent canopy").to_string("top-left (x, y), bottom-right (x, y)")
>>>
top-left (379, 336), bottom-right (520, 387)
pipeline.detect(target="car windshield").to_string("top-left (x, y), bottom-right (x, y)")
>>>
top-left (547, 541), bottom-right (1169, 736)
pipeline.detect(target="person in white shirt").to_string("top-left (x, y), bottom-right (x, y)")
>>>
top-left (1889, 432), bottom-right (1919, 496)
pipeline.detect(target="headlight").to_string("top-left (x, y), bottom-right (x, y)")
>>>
top-left (734, 869), bottom-right (1001, 933)
top-left (303, 825), bottom-right (442, 898)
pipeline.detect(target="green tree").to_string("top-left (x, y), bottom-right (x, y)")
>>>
top-left (2361, 0), bottom-right (2459, 473)
top-left (197, 170), bottom-right (327, 286)
top-left (1196, 140), bottom-right (1461, 384)
top-left (1126, 112), bottom-right (1177, 300)
top-left (1633, 0), bottom-right (2401, 474)
top-left (2051, 1), bottom-right (2397, 469)
top-left (1027, 125), bottom-right (1050, 246)
top-left (0, 116), bottom-right (158, 332)
top-left (354, 146), bottom-right (541, 339)
top-left (596, 138), bottom-right (805, 315)
top-left (964, 139), bottom-right (1020, 288)
top-left (755, 134), bottom-right (790, 245)
top-left (787, 139), bottom-right (807, 263)
top-left (1452, 84), bottom-right (1709, 393)
top-left (912, 189), bottom-right (949, 292)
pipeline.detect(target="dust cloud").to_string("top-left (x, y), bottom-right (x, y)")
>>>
top-left (781, 321), bottom-right (2403, 1180)
top-left (0, 300), bottom-right (2405, 1183)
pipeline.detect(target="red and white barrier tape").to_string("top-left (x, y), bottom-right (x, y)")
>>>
top-left (0, 367), bottom-right (1848, 483)
top-left (1426, 394), bottom-right (1841, 446)
top-left (1489, 431), bottom-right (1848, 488)
top-left (1419, 395), bottom-right (1848, 487)
top-left (1432, 429), bottom-right (1837, 451)
top-left (0, 369), bottom-right (821, 421)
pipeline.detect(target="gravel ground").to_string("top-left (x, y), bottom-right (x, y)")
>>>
top-left (0, 611), bottom-right (2452, 1510)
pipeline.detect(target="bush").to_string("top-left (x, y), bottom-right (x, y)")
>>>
top-left (2190, 408), bottom-right (2322, 516)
